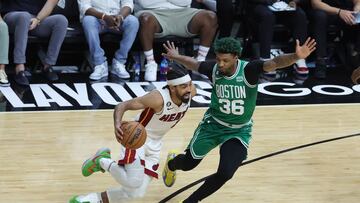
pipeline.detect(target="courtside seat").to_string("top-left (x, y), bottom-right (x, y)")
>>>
top-left (5, 0), bottom-right (198, 75)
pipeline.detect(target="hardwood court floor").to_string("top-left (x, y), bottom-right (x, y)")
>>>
top-left (0, 104), bottom-right (359, 203)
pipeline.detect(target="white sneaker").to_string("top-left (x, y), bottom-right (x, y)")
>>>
top-left (111, 59), bottom-right (130, 79)
top-left (90, 61), bottom-right (108, 80)
top-left (0, 69), bottom-right (10, 87)
top-left (144, 61), bottom-right (158, 82)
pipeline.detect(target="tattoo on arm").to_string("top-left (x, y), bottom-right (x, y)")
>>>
top-left (263, 53), bottom-right (299, 72)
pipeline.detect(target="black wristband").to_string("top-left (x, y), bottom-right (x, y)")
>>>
top-left (337, 9), bottom-right (341, 16)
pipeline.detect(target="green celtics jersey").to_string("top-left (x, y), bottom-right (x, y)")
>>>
top-left (209, 59), bottom-right (258, 127)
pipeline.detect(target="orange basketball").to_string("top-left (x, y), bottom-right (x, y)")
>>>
top-left (120, 121), bottom-right (147, 149)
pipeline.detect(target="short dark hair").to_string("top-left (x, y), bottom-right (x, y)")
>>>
top-left (166, 62), bottom-right (189, 81)
top-left (213, 37), bottom-right (242, 56)
top-left (163, 62), bottom-right (190, 89)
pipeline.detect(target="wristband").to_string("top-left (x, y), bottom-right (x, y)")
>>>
top-left (337, 9), bottom-right (341, 16)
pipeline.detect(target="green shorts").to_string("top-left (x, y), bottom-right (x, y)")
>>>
top-left (187, 112), bottom-right (253, 159)
top-left (135, 8), bottom-right (201, 38)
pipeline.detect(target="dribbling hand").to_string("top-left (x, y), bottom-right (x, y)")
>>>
top-left (114, 121), bottom-right (127, 142)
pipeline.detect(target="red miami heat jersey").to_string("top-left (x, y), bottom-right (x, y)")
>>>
top-left (136, 87), bottom-right (190, 140)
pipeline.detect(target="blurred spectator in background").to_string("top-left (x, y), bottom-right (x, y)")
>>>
top-left (192, 0), bottom-right (234, 38)
top-left (135, 0), bottom-right (217, 82)
top-left (0, 15), bottom-right (9, 87)
top-left (310, 0), bottom-right (360, 79)
top-left (248, 0), bottom-right (309, 80)
top-left (78, 0), bottom-right (139, 81)
top-left (1, 0), bottom-right (68, 86)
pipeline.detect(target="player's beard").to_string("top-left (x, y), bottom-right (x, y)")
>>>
top-left (180, 92), bottom-right (190, 103)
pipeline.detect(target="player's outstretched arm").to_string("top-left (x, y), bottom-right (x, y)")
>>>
top-left (162, 41), bottom-right (201, 72)
top-left (263, 37), bottom-right (316, 72)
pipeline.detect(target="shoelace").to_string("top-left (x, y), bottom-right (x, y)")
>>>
top-left (94, 66), bottom-right (106, 74)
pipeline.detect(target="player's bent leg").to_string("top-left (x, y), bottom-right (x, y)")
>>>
top-left (184, 139), bottom-right (247, 202)
top-left (105, 175), bottom-right (151, 202)
top-left (108, 156), bottom-right (144, 188)
top-left (169, 149), bottom-right (202, 171)
top-left (82, 147), bottom-right (111, 177)
top-left (162, 150), bottom-right (179, 187)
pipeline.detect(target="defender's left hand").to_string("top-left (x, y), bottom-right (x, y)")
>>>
top-left (295, 37), bottom-right (316, 59)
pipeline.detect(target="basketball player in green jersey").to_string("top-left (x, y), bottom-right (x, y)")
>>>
top-left (161, 37), bottom-right (316, 202)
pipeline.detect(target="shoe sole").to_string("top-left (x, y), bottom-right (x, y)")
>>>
top-left (89, 73), bottom-right (109, 80)
top-left (0, 83), bottom-right (10, 87)
top-left (82, 147), bottom-right (111, 177)
top-left (110, 70), bottom-right (130, 79)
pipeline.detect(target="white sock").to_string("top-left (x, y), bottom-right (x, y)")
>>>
top-left (99, 158), bottom-right (116, 172)
top-left (144, 50), bottom-right (155, 64)
top-left (296, 59), bottom-right (307, 68)
top-left (76, 192), bottom-right (101, 203)
top-left (196, 46), bottom-right (210, 62)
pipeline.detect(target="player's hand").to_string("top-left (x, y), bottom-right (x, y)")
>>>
top-left (162, 41), bottom-right (180, 60)
top-left (114, 121), bottom-right (127, 142)
top-left (29, 18), bottom-right (40, 30)
top-left (295, 37), bottom-right (316, 59)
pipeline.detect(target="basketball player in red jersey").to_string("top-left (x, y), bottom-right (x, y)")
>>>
top-left (69, 62), bottom-right (196, 203)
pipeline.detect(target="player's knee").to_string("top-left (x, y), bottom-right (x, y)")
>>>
top-left (127, 177), bottom-right (143, 188)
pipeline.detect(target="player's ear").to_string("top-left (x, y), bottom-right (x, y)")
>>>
top-left (168, 85), bottom-right (176, 92)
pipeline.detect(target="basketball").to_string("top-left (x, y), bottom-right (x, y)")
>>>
top-left (120, 121), bottom-right (147, 149)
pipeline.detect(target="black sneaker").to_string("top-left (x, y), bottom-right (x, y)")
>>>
top-left (24, 67), bottom-right (32, 77)
top-left (315, 59), bottom-right (327, 79)
top-left (14, 71), bottom-right (30, 86)
top-left (42, 67), bottom-right (59, 81)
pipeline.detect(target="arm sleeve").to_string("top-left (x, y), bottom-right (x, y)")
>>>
top-left (167, 0), bottom-right (191, 7)
top-left (121, 0), bottom-right (134, 12)
top-left (198, 60), bottom-right (216, 80)
top-left (244, 60), bottom-right (265, 86)
top-left (77, 0), bottom-right (92, 16)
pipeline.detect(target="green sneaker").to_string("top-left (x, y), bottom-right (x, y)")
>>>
top-left (82, 147), bottom-right (111, 177)
top-left (69, 196), bottom-right (88, 203)
top-left (162, 150), bottom-right (178, 187)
